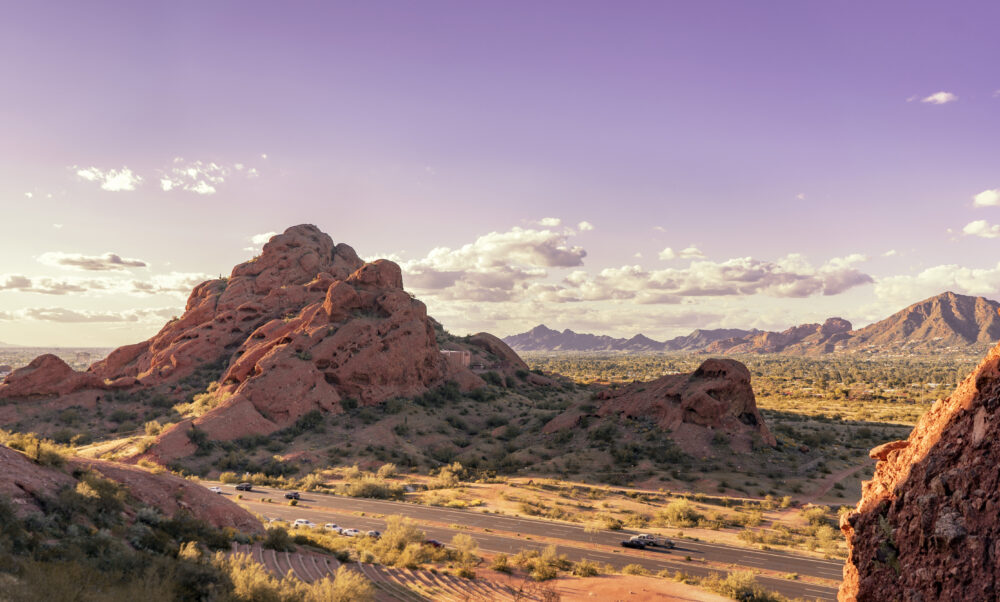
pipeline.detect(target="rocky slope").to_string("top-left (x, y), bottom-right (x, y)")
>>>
top-left (544, 358), bottom-right (776, 455)
top-left (839, 335), bottom-right (1000, 600)
top-left (847, 291), bottom-right (1000, 352)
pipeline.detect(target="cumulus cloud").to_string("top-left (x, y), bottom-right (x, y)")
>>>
top-left (973, 189), bottom-right (1000, 207)
top-left (74, 166), bottom-right (142, 191)
top-left (554, 254), bottom-right (872, 303)
top-left (251, 232), bottom-right (278, 245)
top-left (159, 158), bottom-right (228, 195)
top-left (875, 263), bottom-right (1000, 306)
top-left (883, 249), bottom-right (898, 257)
top-left (402, 225), bottom-right (587, 302)
top-left (679, 246), bottom-right (705, 259)
top-left (658, 248), bottom-right (676, 260)
top-left (38, 251), bottom-right (147, 271)
top-left (0, 272), bottom-right (208, 297)
top-left (963, 219), bottom-right (1000, 238)
top-left (577, 221), bottom-right (594, 232)
top-left (537, 217), bottom-right (561, 227)
top-left (0, 307), bottom-right (179, 323)
top-left (921, 91), bottom-right (958, 105)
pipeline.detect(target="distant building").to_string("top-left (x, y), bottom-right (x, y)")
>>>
top-left (440, 349), bottom-right (471, 371)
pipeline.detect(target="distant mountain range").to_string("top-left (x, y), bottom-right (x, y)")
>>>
top-left (503, 292), bottom-right (1000, 354)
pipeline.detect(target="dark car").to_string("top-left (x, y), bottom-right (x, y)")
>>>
top-left (235, 482), bottom-right (253, 491)
top-left (284, 491), bottom-right (300, 500)
top-left (620, 539), bottom-right (646, 549)
top-left (425, 539), bottom-right (444, 548)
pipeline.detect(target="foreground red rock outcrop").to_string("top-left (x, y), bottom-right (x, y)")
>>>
top-left (544, 358), bottom-right (776, 454)
top-left (840, 339), bottom-right (1000, 600)
top-left (0, 444), bottom-right (260, 533)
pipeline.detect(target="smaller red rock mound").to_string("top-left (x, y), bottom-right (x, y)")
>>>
top-left (839, 337), bottom-right (1000, 601)
top-left (565, 358), bottom-right (776, 450)
top-left (0, 354), bottom-right (106, 398)
top-left (73, 457), bottom-right (262, 534)
top-left (0, 444), bottom-right (76, 516)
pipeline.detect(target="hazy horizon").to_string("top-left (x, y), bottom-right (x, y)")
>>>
top-left (4, 1), bottom-right (1000, 347)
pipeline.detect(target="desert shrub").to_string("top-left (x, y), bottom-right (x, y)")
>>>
top-left (450, 533), bottom-right (479, 568)
top-left (376, 463), bottom-right (398, 479)
top-left (262, 527), bottom-right (293, 552)
top-left (491, 553), bottom-right (512, 573)
top-left (482, 371), bottom-right (503, 386)
top-left (572, 558), bottom-right (599, 577)
top-left (219, 471), bottom-right (240, 484)
top-left (801, 505), bottom-right (832, 527)
top-left (339, 476), bottom-right (404, 500)
top-left (656, 499), bottom-right (703, 528)
top-left (701, 570), bottom-right (783, 601)
top-left (621, 563), bottom-right (650, 576)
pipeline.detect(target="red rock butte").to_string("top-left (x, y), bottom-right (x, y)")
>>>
top-left (0, 224), bottom-right (501, 461)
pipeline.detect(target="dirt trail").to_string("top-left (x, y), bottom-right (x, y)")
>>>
top-left (798, 461), bottom-right (873, 506)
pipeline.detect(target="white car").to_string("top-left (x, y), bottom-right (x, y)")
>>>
top-left (293, 519), bottom-right (315, 527)
top-left (342, 528), bottom-right (360, 537)
top-left (324, 523), bottom-right (342, 533)
top-left (208, 486), bottom-right (223, 494)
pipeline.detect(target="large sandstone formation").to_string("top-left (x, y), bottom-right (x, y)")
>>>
top-left (840, 339), bottom-right (1000, 600)
top-left (0, 225), bottom-right (501, 461)
top-left (545, 358), bottom-right (776, 453)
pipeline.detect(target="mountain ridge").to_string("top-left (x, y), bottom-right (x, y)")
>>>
top-left (504, 291), bottom-right (1000, 354)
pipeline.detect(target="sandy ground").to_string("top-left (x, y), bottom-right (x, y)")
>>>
top-left (550, 574), bottom-right (730, 601)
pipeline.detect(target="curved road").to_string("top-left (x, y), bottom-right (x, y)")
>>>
top-left (205, 482), bottom-right (840, 601)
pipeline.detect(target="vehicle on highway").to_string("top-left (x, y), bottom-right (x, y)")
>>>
top-left (235, 482), bottom-right (253, 491)
top-left (365, 530), bottom-right (381, 539)
top-left (324, 523), bottom-right (342, 533)
top-left (621, 538), bottom-right (646, 549)
top-left (284, 491), bottom-right (300, 500)
top-left (208, 486), bottom-right (223, 494)
top-left (634, 534), bottom-right (675, 548)
top-left (293, 519), bottom-right (315, 527)
top-left (342, 528), bottom-right (360, 537)
top-left (424, 539), bottom-right (444, 548)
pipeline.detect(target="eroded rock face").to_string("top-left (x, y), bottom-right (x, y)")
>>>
top-left (840, 341), bottom-right (1000, 601)
top-left (0, 354), bottom-right (105, 398)
top-left (563, 358), bottom-right (776, 449)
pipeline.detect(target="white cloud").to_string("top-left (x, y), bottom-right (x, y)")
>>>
top-left (883, 249), bottom-right (898, 257)
top-left (577, 221), bottom-right (594, 231)
top-left (538, 217), bottom-right (561, 227)
top-left (963, 219), bottom-right (1000, 238)
top-left (24, 192), bottom-right (32, 199)
top-left (679, 246), bottom-right (705, 259)
top-left (38, 251), bottom-right (147, 271)
top-left (74, 166), bottom-right (142, 191)
top-left (159, 159), bottom-right (228, 195)
top-left (250, 232), bottom-right (278, 245)
top-left (0, 272), bottom-right (208, 297)
top-left (796, 193), bottom-right (806, 200)
top-left (553, 254), bottom-right (873, 303)
top-left (973, 189), bottom-right (1000, 207)
top-left (921, 91), bottom-right (958, 105)
top-left (0, 307), bottom-right (179, 323)
top-left (653, 226), bottom-right (666, 232)
top-left (52, 224), bottom-right (63, 230)
top-left (401, 225), bottom-right (587, 302)
top-left (658, 247), bottom-right (676, 260)
top-left (875, 263), bottom-right (1000, 306)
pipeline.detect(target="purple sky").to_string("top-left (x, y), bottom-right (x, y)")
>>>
top-left (3, 1), bottom-right (1000, 346)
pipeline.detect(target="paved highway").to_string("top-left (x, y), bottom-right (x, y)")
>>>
top-left (206, 482), bottom-right (840, 601)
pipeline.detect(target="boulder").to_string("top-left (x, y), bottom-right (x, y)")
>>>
top-left (0, 354), bottom-right (105, 398)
